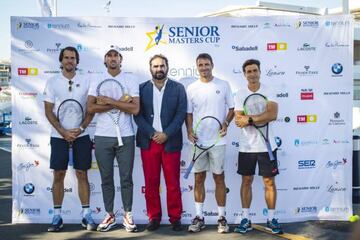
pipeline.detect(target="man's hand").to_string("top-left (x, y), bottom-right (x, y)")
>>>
top-left (69, 128), bottom-right (82, 138)
top-left (152, 132), bottom-right (168, 144)
top-left (187, 130), bottom-right (198, 144)
top-left (235, 115), bottom-right (250, 128)
top-left (61, 129), bottom-right (77, 142)
top-left (96, 96), bottom-right (115, 105)
top-left (219, 123), bottom-right (228, 137)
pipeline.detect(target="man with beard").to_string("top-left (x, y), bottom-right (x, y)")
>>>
top-left (186, 53), bottom-right (234, 234)
top-left (44, 46), bottom-right (96, 232)
top-left (134, 54), bottom-right (187, 231)
top-left (87, 45), bottom-right (140, 232)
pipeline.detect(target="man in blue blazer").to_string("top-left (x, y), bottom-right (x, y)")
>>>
top-left (134, 54), bottom-right (187, 231)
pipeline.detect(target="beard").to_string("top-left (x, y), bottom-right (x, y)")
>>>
top-left (151, 70), bottom-right (167, 80)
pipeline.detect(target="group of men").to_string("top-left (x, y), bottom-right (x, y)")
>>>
top-left (43, 45), bottom-right (283, 235)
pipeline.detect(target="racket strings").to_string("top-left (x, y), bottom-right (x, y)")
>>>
top-left (58, 101), bottom-right (83, 129)
top-left (195, 118), bottom-right (221, 147)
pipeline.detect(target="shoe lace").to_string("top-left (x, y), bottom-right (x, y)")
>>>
top-left (218, 217), bottom-right (227, 226)
top-left (85, 213), bottom-right (95, 224)
top-left (240, 218), bottom-right (249, 227)
top-left (270, 218), bottom-right (280, 228)
top-left (192, 216), bottom-right (202, 225)
top-left (52, 215), bottom-right (61, 224)
top-left (102, 213), bottom-right (114, 224)
top-left (125, 212), bottom-right (134, 225)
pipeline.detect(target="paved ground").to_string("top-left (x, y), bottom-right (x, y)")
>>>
top-left (0, 139), bottom-right (360, 239)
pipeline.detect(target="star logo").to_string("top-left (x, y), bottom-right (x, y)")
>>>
top-left (145, 24), bottom-right (167, 51)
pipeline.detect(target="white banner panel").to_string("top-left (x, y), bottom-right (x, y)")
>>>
top-left (11, 16), bottom-right (353, 224)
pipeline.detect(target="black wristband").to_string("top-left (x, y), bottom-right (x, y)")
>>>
top-left (248, 117), bottom-right (254, 125)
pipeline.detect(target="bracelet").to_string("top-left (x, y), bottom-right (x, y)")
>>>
top-left (224, 120), bottom-right (230, 126)
top-left (79, 126), bottom-right (85, 133)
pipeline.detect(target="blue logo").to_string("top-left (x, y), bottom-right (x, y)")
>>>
top-left (263, 208), bottom-right (268, 216)
top-left (23, 183), bottom-right (35, 194)
top-left (331, 63), bottom-right (343, 75)
top-left (298, 160), bottom-right (316, 169)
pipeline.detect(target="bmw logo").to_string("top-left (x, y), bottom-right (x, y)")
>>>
top-left (23, 183), bottom-right (35, 194)
top-left (331, 63), bottom-right (343, 75)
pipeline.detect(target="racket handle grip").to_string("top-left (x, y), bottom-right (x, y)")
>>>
top-left (184, 162), bottom-right (194, 179)
top-left (265, 142), bottom-right (275, 161)
top-left (68, 144), bottom-right (74, 166)
top-left (116, 126), bottom-right (123, 146)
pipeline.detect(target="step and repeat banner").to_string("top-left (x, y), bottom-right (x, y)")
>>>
top-left (11, 16), bottom-right (353, 224)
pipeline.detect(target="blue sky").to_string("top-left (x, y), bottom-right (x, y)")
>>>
top-left (1, 0), bottom-right (341, 60)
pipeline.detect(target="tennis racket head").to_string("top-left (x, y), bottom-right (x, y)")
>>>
top-left (57, 99), bottom-right (84, 130)
top-left (194, 116), bottom-right (222, 149)
top-left (96, 78), bottom-right (125, 114)
top-left (243, 93), bottom-right (268, 128)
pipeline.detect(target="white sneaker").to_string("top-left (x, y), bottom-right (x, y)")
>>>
top-left (217, 216), bottom-right (230, 233)
top-left (97, 213), bottom-right (117, 232)
top-left (123, 212), bottom-right (138, 232)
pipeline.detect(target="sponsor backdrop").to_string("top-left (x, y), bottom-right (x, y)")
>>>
top-left (11, 16), bottom-right (353, 224)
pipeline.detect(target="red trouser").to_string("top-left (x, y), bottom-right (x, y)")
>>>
top-left (140, 140), bottom-right (182, 223)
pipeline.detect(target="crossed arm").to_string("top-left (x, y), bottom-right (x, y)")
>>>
top-left (235, 101), bottom-right (278, 128)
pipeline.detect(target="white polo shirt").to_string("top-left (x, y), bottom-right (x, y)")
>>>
top-left (88, 71), bottom-right (139, 137)
top-left (152, 79), bottom-right (168, 132)
top-left (234, 83), bottom-right (277, 153)
top-left (186, 77), bottom-right (234, 146)
top-left (43, 73), bottom-right (90, 139)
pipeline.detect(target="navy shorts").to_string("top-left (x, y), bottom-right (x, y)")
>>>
top-left (237, 150), bottom-right (278, 177)
top-left (50, 135), bottom-right (92, 171)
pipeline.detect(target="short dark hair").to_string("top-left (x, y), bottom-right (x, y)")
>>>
top-left (59, 46), bottom-right (79, 64)
top-left (149, 54), bottom-right (169, 68)
top-left (196, 53), bottom-right (213, 65)
top-left (242, 59), bottom-right (261, 72)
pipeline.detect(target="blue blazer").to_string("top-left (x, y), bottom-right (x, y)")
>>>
top-left (134, 79), bottom-right (187, 152)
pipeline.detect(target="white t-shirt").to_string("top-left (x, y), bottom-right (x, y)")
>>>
top-left (234, 83), bottom-right (277, 153)
top-left (152, 79), bottom-right (168, 132)
top-left (88, 71), bottom-right (139, 137)
top-left (187, 77), bottom-right (234, 146)
top-left (43, 73), bottom-right (90, 139)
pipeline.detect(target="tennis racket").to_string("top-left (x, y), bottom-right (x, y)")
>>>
top-left (184, 116), bottom-right (222, 179)
top-left (96, 78), bottom-right (125, 146)
top-left (57, 99), bottom-right (84, 167)
top-left (243, 93), bottom-right (278, 174)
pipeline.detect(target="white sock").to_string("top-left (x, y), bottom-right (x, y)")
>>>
top-left (242, 208), bottom-right (250, 219)
top-left (195, 202), bottom-right (204, 218)
top-left (218, 206), bottom-right (226, 218)
top-left (82, 207), bottom-right (90, 217)
top-left (268, 209), bottom-right (275, 220)
top-left (54, 206), bottom-right (62, 216)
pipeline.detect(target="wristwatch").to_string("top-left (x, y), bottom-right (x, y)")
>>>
top-left (248, 117), bottom-right (254, 125)
top-left (79, 126), bottom-right (85, 133)
top-left (224, 120), bottom-right (230, 126)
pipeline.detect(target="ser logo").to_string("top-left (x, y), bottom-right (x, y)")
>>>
top-left (298, 160), bottom-right (316, 169)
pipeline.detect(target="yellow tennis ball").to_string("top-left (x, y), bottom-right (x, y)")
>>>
top-left (349, 215), bottom-right (359, 222)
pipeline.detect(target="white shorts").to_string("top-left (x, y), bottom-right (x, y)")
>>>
top-left (192, 145), bottom-right (226, 174)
